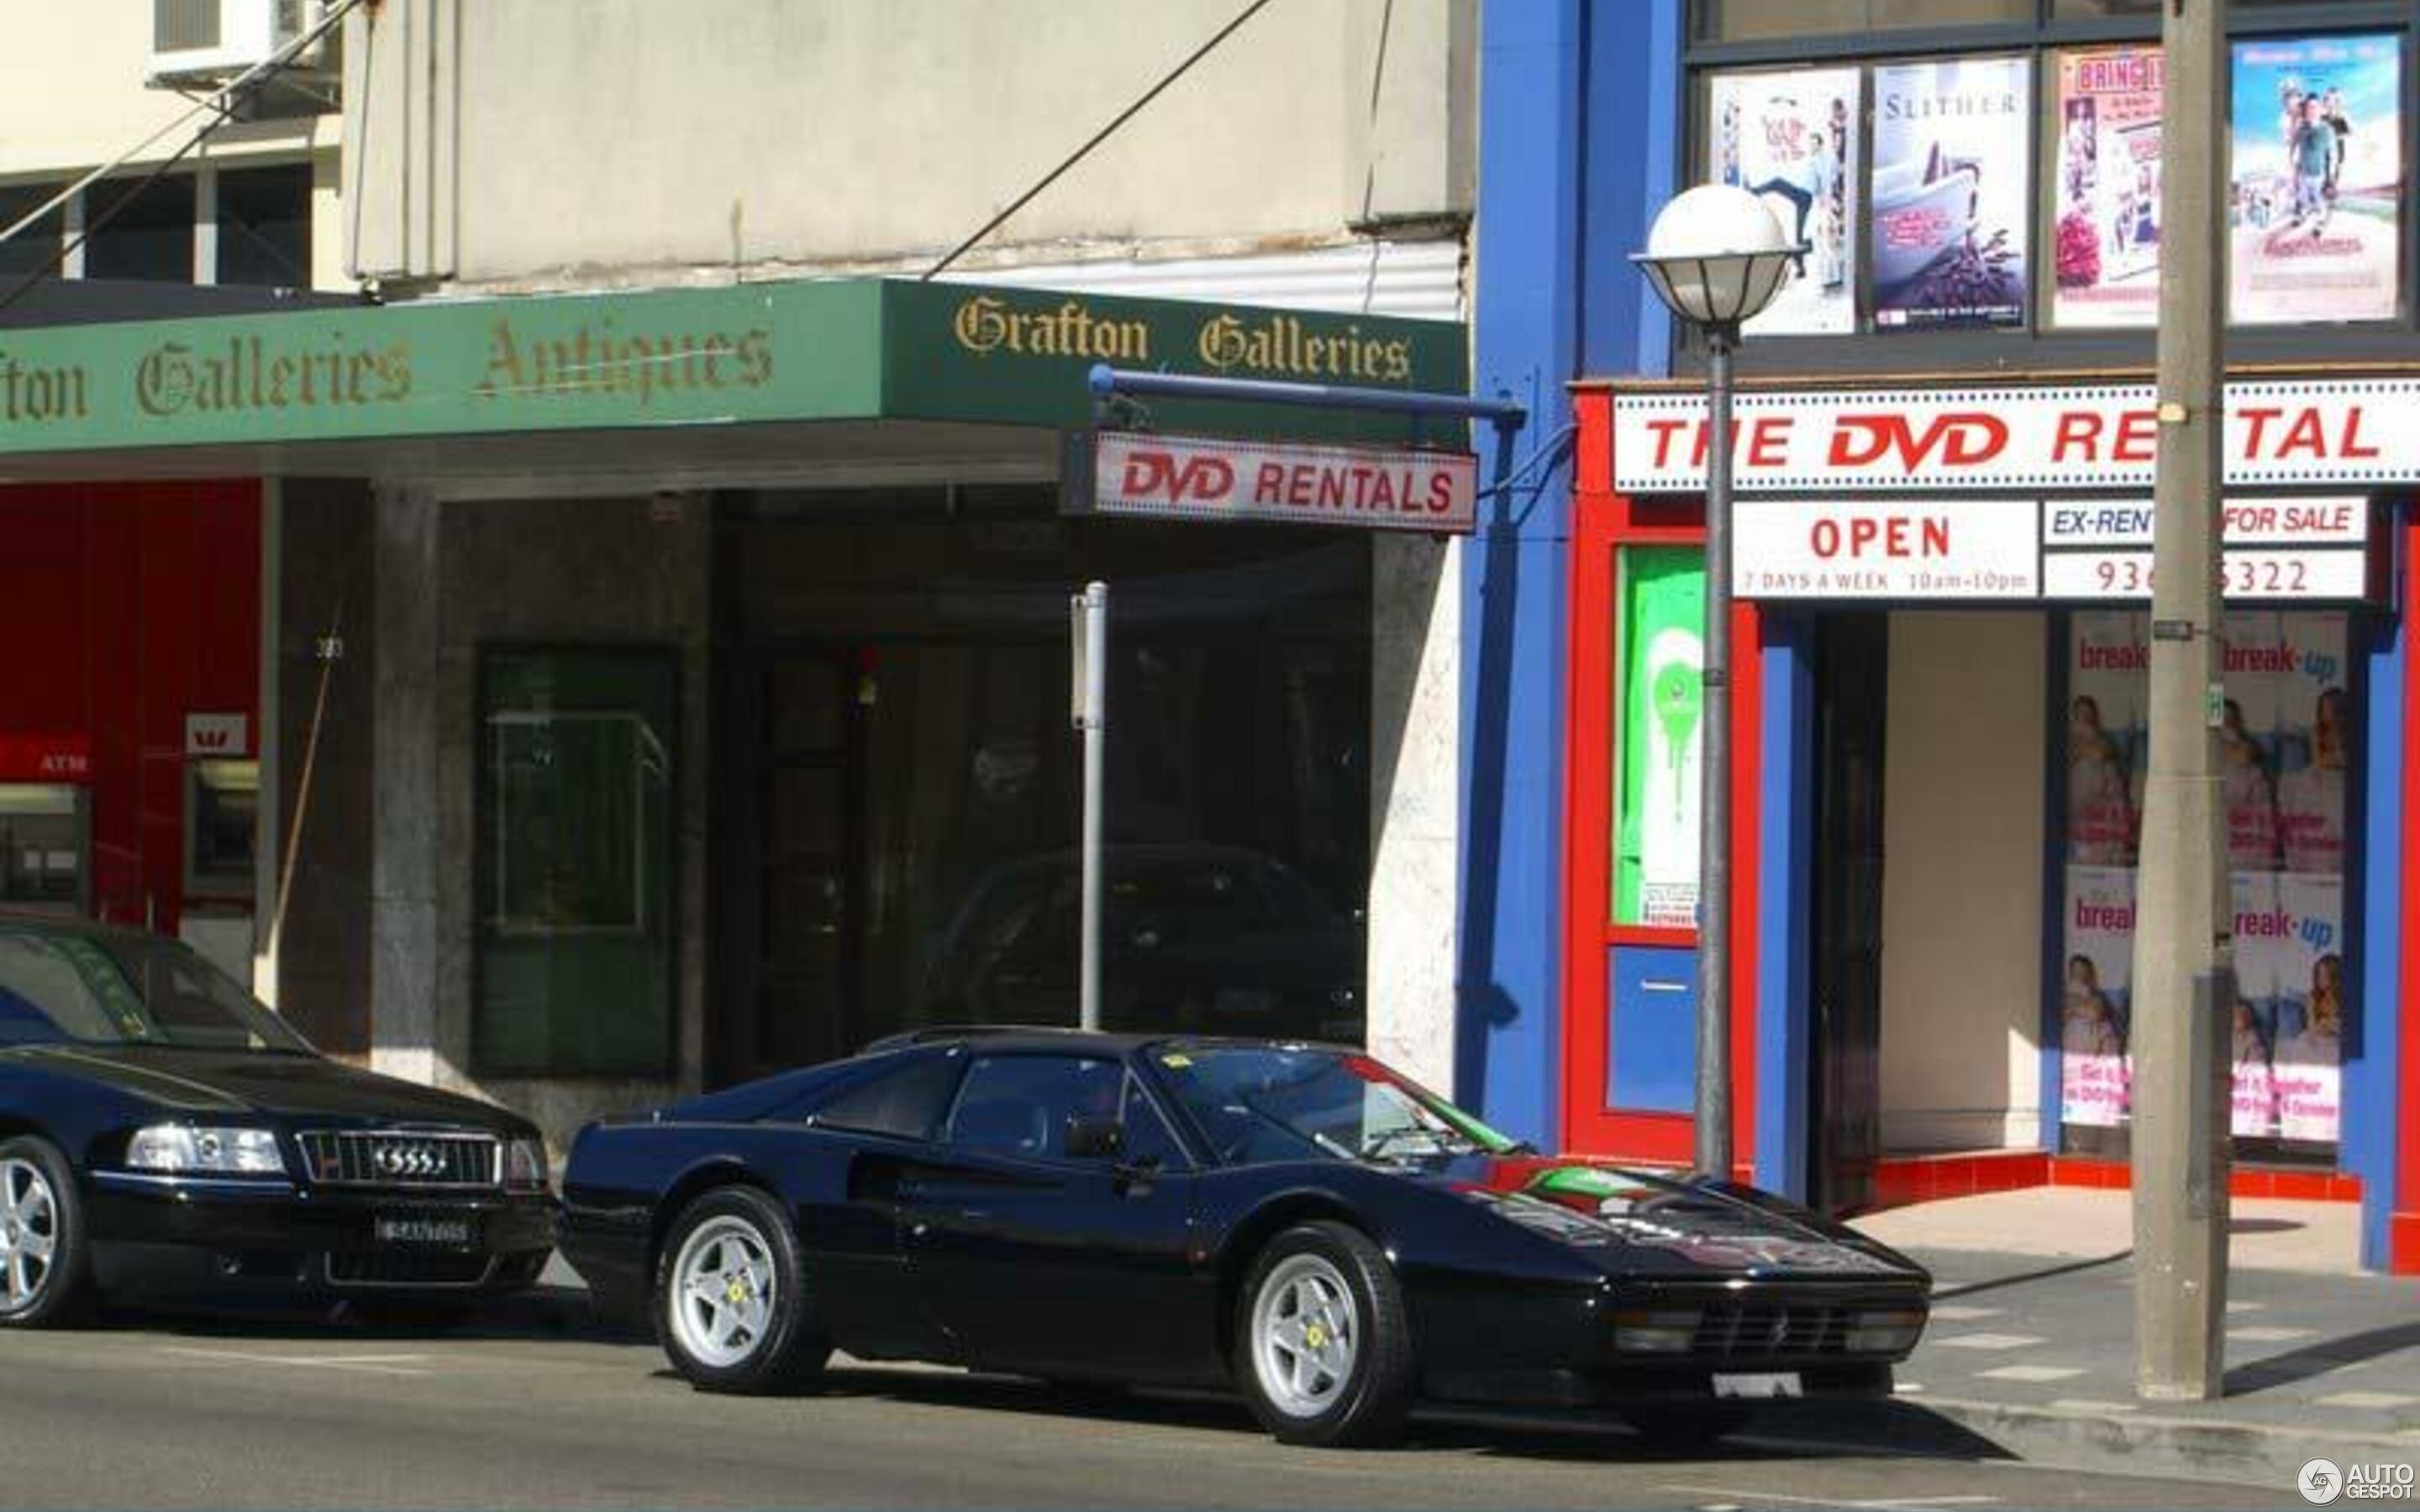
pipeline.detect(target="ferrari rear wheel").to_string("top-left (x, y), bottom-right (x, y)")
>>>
top-left (655, 1185), bottom-right (829, 1394)
top-left (0, 1137), bottom-right (91, 1329)
top-left (1235, 1221), bottom-right (1410, 1448)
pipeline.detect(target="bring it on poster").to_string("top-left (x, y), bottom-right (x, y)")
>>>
top-left (1870, 56), bottom-right (2030, 328)
top-left (1710, 67), bottom-right (1860, 336)
top-left (2053, 47), bottom-right (2164, 327)
top-left (2229, 33), bottom-right (2403, 325)
top-left (2062, 612), bottom-right (2350, 1146)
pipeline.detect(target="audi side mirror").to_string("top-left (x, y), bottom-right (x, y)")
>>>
top-left (1064, 1116), bottom-right (1124, 1161)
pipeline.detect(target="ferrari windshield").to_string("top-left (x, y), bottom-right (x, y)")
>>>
top-left (0, 929), bottom-right (313, 1053)
top-left (1151, 1044), bottom-right (1522, 1166)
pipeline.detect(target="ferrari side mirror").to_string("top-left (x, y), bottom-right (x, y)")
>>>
top-left (1064, 1116), bottom-right (1125, 1161)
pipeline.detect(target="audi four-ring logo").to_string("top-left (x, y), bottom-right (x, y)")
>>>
top-left (373, 1142), bottom-right (445, 1179)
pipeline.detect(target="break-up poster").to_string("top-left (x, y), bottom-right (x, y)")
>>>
top-left (2229, 34), bottom-right (2403, 326)
top-left (1870, 56), bottom-right (2030, 329)
top-left (2053, 48), bottom-right (2164, 328)
top-left (2060, 865), bottom-right (2133, 1129)
top-left (2060, 612), bottom-right (2351, 1148)
top-left (1709, 67), bottom-right (1860, 336)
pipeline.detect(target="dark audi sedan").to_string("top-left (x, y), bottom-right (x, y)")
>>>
top-left (561, 1029), bottom-right (1928, 1447)
top-left (0, 918), bottom-right (555, 1326)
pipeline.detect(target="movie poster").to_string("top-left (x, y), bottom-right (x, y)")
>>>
top-left (2060, 612), bottom-right (2353, 1149)
top-left (2052, 48), bottom-right (2165, 328)
top-left (2231, 872), bottom-right (2283, 1138)
top-left (2273, 874), bottom-right (2344, 1143)
top-left (2229, 34), bottom-right (2403, 325)
top-left (1870, 56), bottom-right (2030, 328)
top-left (2066, 612), bottom-right (2144, 866)
top-left (1710, 67), bottom-right (1861, 336)
top-left (2275, 612), bottom-right (2350, 875)
top-left (2219, 613), bottom-right (2285, 873)
top-left (2061, 866), bottom-right (2133, 1129)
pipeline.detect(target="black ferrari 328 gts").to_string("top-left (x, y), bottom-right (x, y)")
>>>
top-left (561, 1028), bottom-right (1929, 1447)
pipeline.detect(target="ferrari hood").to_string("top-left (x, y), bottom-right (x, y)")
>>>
top-left (1425, 1155), bottom-right (1926, 1282)
top-left (7, 1043), bottom-right (529, 1131)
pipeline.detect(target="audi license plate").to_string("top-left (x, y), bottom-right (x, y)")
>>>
top-left (1712, 1372), bottom-right (1802, 1399)
top-left (374, 1214), bottom-right (478, 1248)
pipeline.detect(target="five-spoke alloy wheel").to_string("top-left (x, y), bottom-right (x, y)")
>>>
top-left (0, 1137), bottom-right (88, 1328)
top-left (1234, 1221), bottom-right (1409, 1447)
top-left (654, 1184), bottom-right (828, 1394)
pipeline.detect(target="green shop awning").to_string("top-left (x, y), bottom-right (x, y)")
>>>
top-left (0, 277), bottom-right (1466, 470)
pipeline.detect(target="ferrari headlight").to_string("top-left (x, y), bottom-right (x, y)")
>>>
top-left (502, 1135), bottom-right (550, 1190)
top-left (1844, 1306), bottom-right (1927, 1354)
top-left (127, 1124), bottom-right (287, 1177)
top-left (1613, 1307), bottom-right (1701, 1353)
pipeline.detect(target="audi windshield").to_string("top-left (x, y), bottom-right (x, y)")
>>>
top-left (0, 929), bottom-right (313, 1053)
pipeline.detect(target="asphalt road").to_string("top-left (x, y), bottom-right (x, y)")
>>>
top-left (0, 1306), bottom-right (2304, 1511)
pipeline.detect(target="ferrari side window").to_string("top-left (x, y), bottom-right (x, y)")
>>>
top-left (812, 1053), bottom-right (963, 1142)
top-left (946, 1054), bottom-right (1122, 1161)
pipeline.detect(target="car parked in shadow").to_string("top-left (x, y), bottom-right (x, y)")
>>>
top-left (0, 916), bottom-right (555, 1327)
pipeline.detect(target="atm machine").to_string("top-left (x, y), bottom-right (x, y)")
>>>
top-left (0, 783), bottom-right (90, 916)
top-left (181, 756), bottom-right (260, 984)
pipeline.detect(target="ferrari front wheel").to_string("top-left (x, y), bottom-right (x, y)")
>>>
top-left (1234, 1221), bottom-right (1411, 1448)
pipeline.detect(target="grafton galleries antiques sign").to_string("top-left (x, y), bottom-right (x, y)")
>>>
top-left (1612, 380), bottom-right (2420, 494)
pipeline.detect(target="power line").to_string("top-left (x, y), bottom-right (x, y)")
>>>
top-left (921, 0), bottom-right (1281, 281)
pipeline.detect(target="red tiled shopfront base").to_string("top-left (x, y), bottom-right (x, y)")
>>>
top-left (1860, 1149), bottom-right (2362, 1211)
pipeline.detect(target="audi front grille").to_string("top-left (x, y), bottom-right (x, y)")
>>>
top-left (297, 1130), bottom-right (501, 1189)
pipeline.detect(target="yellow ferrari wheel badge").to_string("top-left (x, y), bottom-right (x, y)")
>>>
top-left (1303, 1322), bottom-right (1328, 1350)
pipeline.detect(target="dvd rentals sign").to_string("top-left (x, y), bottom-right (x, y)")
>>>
top-left (1086, 431), bottom-right (1477, 534)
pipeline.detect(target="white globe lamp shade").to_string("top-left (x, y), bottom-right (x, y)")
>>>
top-left (1632, 184), bottom-right (1802, 330)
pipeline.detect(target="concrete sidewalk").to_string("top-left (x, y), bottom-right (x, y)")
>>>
top-left (1832, 1188), bottom-right (2420, 1488)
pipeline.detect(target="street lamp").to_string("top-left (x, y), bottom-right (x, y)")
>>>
top-left (1631, 184), bottom-right (1800, 1183)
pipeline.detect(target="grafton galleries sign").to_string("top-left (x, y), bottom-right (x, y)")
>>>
top-left (1612, 380), bottom-right (2420, 494)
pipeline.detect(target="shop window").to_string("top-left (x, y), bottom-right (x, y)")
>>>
top-left (2059, 612), bottom-right (2350, 1163)
top-left (84, 172), bottom-right (196, 282)
top-left (1611, 547), bottom-right (1706, 930)
top-left (185, 759), bottom-right (259, 899)
top-left (476, 648), bottom-right (677, 1077)
top-left (215, 163), bottom-right (313, 288)
top-left (0, 184), bottom-right (66, 281)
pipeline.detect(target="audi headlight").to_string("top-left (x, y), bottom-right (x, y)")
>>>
top-left (1613, 1307), bottom-right (1702, 1354)
top-left (503, 1135), bottom-right (550, 1190)
top-left (1844, 1306), bottom-right (1927, 1355)
top-left (127, 1124), bottom-right (287, 1177)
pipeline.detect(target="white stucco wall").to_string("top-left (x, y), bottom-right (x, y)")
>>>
top-left (1879, 612), bottom-right (2046, 1152)
top-left (345, 0), bottom-right (1475, 291)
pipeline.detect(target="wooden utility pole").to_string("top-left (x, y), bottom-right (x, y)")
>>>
top-left (2132, 0), bottom-right (2231, 1402)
